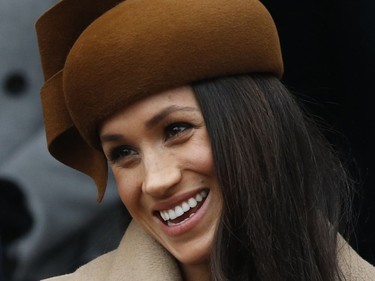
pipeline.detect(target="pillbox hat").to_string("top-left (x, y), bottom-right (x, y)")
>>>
top-left (36, 0), bottom-right (283, 201)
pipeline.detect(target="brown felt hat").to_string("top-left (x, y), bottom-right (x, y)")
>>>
top-left (36, 0), bottom-right (283, 202)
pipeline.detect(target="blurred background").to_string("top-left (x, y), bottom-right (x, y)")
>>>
top-left (0, 1), bottom-right (129, 281)
top-left (0, 0), bottom-right (374, 280)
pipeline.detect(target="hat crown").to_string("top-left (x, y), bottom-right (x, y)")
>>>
top-left (36, 0), bottom-right (283, 201)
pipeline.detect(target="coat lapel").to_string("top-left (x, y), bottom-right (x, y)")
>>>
top-left (106, 220), bottom-right (183, 281)
top-left (43, 221), bottom-right (374, 280)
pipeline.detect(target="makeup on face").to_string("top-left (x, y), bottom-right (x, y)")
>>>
top-left (100, 86), bottom-right (222, 267)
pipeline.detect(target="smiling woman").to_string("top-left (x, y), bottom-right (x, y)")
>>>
top-left (100, 87), bottom-right (221, 279)
top-left (35, 0), bottom-right (375, 280)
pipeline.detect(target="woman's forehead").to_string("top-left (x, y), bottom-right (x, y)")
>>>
top-left (100, 86), bottom-right (199, 130)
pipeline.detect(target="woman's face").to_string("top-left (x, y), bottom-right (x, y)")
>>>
top-left (100, 87), bottom-right (222, 266)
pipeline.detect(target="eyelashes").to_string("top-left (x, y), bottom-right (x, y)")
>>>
top-left (108, 145), bottom-right (137, 164)
top-left (107, 122), bottom-right (194, 164)
top-left (164, 122), bottom-right (193, 140)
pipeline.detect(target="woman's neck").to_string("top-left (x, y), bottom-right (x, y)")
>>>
top-left (180, 262), bottom-right (210, 281)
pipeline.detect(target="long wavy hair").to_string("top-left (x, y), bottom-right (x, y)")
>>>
top-left (192, 74), bottom-right (352, 281)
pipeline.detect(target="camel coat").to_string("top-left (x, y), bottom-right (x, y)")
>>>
top-left (43, 221), bottom-right (375, 281)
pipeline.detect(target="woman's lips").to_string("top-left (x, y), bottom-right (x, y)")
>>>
top-left (154, 189), bottom-right (211, 236)
top-left (158, 190), bottom-right (208, 224)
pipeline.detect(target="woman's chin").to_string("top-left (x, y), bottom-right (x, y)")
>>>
top-left (166, 232), bottom-right (213, 267)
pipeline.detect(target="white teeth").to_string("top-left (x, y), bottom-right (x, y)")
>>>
top-left (159, 190), bottom-right (209, 222)
top-left (195, 193), bottom-right (203, 202)
top-left (168, 209), bottom-right (177, 220)
top-left (175, 206), bottom-right (184, 217)
top-left (160, 212), bottom-right (166, 221)
top-left (200, 190), bottom-right (208, 197)
top-left (188, 198), bottom-right (197, 208)
top-left (163, 211), bottom-right (169, 220)
top-left (182, 202), bottom-right (190, 212)
top-left (167, 217), bottom-right (189, 227)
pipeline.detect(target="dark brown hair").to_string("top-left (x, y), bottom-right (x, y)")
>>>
top-left (192, 75), bottom-right (352, 281)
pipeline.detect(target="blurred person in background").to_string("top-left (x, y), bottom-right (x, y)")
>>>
top-left (0, 1), bottom-right (129, 280)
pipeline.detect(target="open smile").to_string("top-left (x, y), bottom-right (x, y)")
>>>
top-left (153, 189), bottom-right (210, 236)
top-left (158, 190), bottom-right (208, 226)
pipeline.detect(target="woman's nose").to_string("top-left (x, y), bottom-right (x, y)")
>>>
top-left (141, 151), bottom-right (182, 198)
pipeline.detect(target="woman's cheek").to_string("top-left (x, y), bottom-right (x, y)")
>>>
top-left (113, 168), bottom-right (141, 210)
top-left (186, 135), bottom-right (215, 175)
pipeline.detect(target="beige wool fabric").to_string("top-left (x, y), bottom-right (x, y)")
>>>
top-left (41, 221), bottom-right (375, 281)
top-left (36, 0), bottom-right (283, 201)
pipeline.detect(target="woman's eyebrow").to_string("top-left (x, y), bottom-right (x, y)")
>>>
top-left (145, 105), bottom-right (197, 129)
top-left (100, 133), bottom-right (124, 144)
top-left (100, 106), bottom-right (197, 144)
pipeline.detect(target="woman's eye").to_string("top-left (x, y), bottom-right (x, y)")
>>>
top-left (165, 123), bottom-right (193, 140)
top-left (109, 146), bottom-right (137, 163)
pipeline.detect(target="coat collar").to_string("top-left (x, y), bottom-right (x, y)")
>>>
top-left (44, 220), bottom-right (375, 281)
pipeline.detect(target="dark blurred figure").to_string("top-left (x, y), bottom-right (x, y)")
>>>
top-left (0, 2), bottom-right (129, 280)
top-left (262, 0), bottom-right (375, 263)
top-left (0, 180), bottom-right (33, 280)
